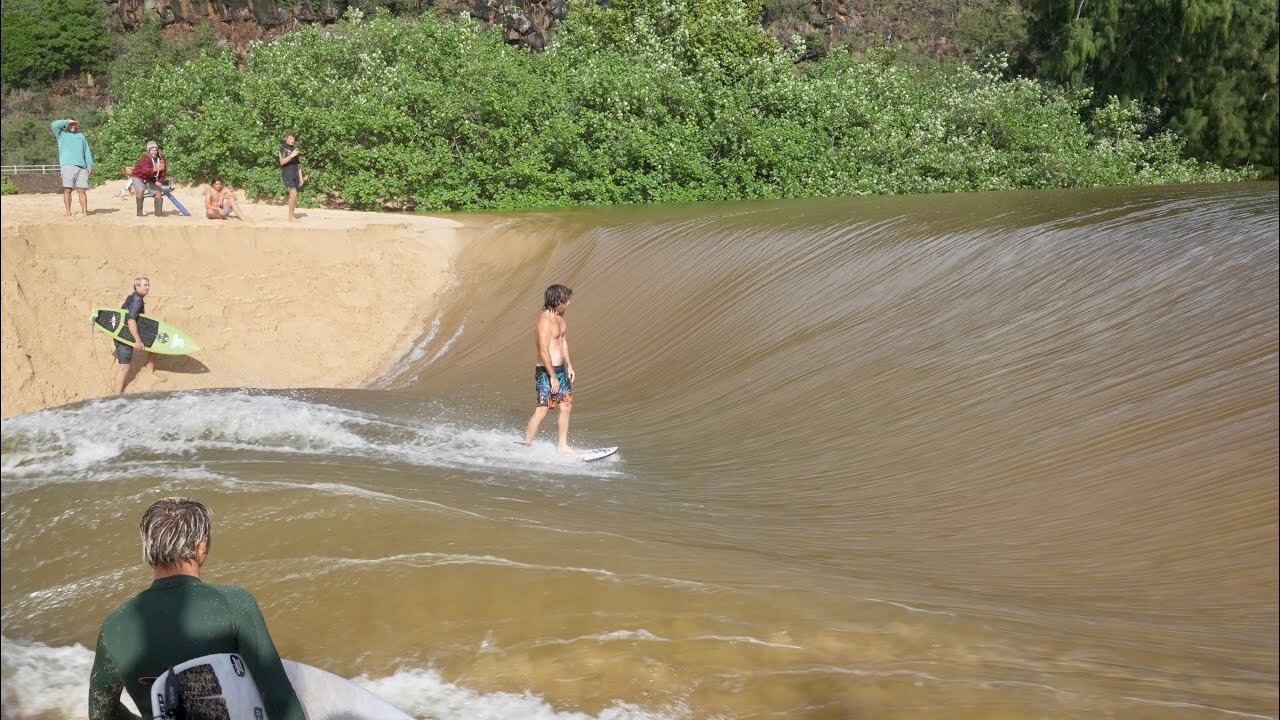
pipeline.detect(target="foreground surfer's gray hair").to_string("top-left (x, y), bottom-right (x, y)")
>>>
top-left (543, 284), bottom-right (573, 310)
top-left (139, 497), bottom-right (211, 567)
top-left (133, 276), bottom-right (149, 290)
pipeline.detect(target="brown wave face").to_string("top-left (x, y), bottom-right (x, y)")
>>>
top-left (2, 184), bottom-right (1276, 719)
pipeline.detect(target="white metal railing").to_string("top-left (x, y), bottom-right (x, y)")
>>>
top-left (1, 164), bottom-right (60, 174)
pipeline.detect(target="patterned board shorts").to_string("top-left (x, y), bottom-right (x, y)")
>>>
top-left (535, 365), bottom-right (572, 408)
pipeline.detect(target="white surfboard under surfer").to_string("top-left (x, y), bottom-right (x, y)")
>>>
top-left (520, 284), bottom-right (618, 462)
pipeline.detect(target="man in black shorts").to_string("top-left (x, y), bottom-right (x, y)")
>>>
top-left (113, 276), bottom-right (163, 394)
top-left (278, 131), bottom-right (302, 222)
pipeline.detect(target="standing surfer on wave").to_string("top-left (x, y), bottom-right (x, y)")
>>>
top-left (88, 497), bottom-right (304, 720)
top-left (523, 284), bottom-right (578, 456)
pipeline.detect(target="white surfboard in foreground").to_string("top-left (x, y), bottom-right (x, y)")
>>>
top-left (150, 652), bottom-right (412, 719)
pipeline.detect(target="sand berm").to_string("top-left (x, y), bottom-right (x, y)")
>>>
top-left (1, 184), bottom-right (469, 418)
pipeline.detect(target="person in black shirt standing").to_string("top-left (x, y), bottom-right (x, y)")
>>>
top-left (113, 276), bottom-right (164, 394)
top-left (278, 131), bottom-right (302, 222)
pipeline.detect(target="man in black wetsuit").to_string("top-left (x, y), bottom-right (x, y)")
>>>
top-left (88, 497), bottom-right (304, 720)
top-left (113, 276), bottom-right (163, 394)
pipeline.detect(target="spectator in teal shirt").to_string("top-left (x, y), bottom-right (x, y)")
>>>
top-left (52, 116), bottom-right (93, 217)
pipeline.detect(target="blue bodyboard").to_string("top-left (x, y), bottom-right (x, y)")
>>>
top-left (163, 189), bottom-right (191, 216)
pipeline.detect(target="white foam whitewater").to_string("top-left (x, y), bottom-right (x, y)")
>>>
top-left (0, 637), bottom-right (680, 720)
top-left (0, 390), bottom-right (619, 486)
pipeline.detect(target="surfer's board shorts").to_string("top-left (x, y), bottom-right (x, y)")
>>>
top-left (114, 340), bottom-right (135, 364)
top-left (535, 365), bottom-right (572, 408)
top-left (281, 164), bottom-right (301, 190)
top-left (60, 165), bottom-right (89, 189)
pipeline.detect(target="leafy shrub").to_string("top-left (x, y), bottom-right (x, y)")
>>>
top-left (1028, 0), bottom-right (1278, 175)
top-left (0, 89), bottom-right (103, 165)
top-left (94, 10), bottom-right (1253, 212)
top-left (1, 0), bottom-right (112, 88)
top-left (107, 17), bottom-right (220, 99)
top-left (1, 176), bottom-right (19, 194)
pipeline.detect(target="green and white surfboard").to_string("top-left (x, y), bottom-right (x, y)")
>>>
top-left (91, 306), bottom-right (201, 355)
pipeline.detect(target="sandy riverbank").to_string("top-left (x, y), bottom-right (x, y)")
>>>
top-left (1, 184), bottom-right (465, 418)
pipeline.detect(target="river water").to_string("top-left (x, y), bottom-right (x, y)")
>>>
top-left (3, 183), bottom-right (1277, 719)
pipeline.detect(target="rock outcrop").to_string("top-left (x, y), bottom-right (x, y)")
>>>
top-left (107, 0), bottom-right (571, 50)
top-left (104, 0), bottom-right (964, 58)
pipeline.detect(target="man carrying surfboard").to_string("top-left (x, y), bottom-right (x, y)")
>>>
top-left (88, 497), bottom-right (304, 720)
top-left (523, 284), bottom-right (578, 455)
top-left (113, 276), bottom-right (164, 394)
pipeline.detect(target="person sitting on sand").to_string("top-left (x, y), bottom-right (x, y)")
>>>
top-left (204, 176), bottom-right (246, 221)
top-left (128, 140), bottom-right (167, 217)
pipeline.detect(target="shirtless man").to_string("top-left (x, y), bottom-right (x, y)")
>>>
top-left (204, 176), bottom-right (247, 220)
top-left (523, 284), bottom-right (577, 455)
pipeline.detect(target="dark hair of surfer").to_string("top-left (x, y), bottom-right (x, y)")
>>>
top-left (543, 284), bottom-right (573, 310)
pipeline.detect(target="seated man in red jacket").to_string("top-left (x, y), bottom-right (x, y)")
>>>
top-left (129, 140), bottom-right (167, 216)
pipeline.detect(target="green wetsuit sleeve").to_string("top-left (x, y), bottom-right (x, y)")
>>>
top-left (226, 587), bottom-right (305, 720)
top-left (88, 628), bottom-right (141, 720)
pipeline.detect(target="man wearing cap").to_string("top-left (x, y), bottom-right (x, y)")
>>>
top-left (52, 116), bottom-right (94, 217)
top-left (128, 140), bottom-right (168, 217)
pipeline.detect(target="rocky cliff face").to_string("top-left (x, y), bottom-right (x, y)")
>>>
top-left (108, 0), bottom-right (572, 50)
top-left (105, 0), bottom-right (957, 57)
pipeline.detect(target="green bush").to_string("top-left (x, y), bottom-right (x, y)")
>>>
top-left (0, 89), bottom-right (103, 165)
top-left (1028, 0), bottom-right (1278, 175)
top-left (1, 0), bottom-right (112, 88)
top-left (1, 176), bottom-right (19, 195)
top-left (107, 17), bottom-right (220, 99)
top-left (93, 10), bottom-right (1253, 212)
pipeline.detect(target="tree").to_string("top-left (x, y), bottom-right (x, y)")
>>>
top-left (1027, 0), bottom-right (1279, 175)
top-left (1, 0), bottom-right (111, 88)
